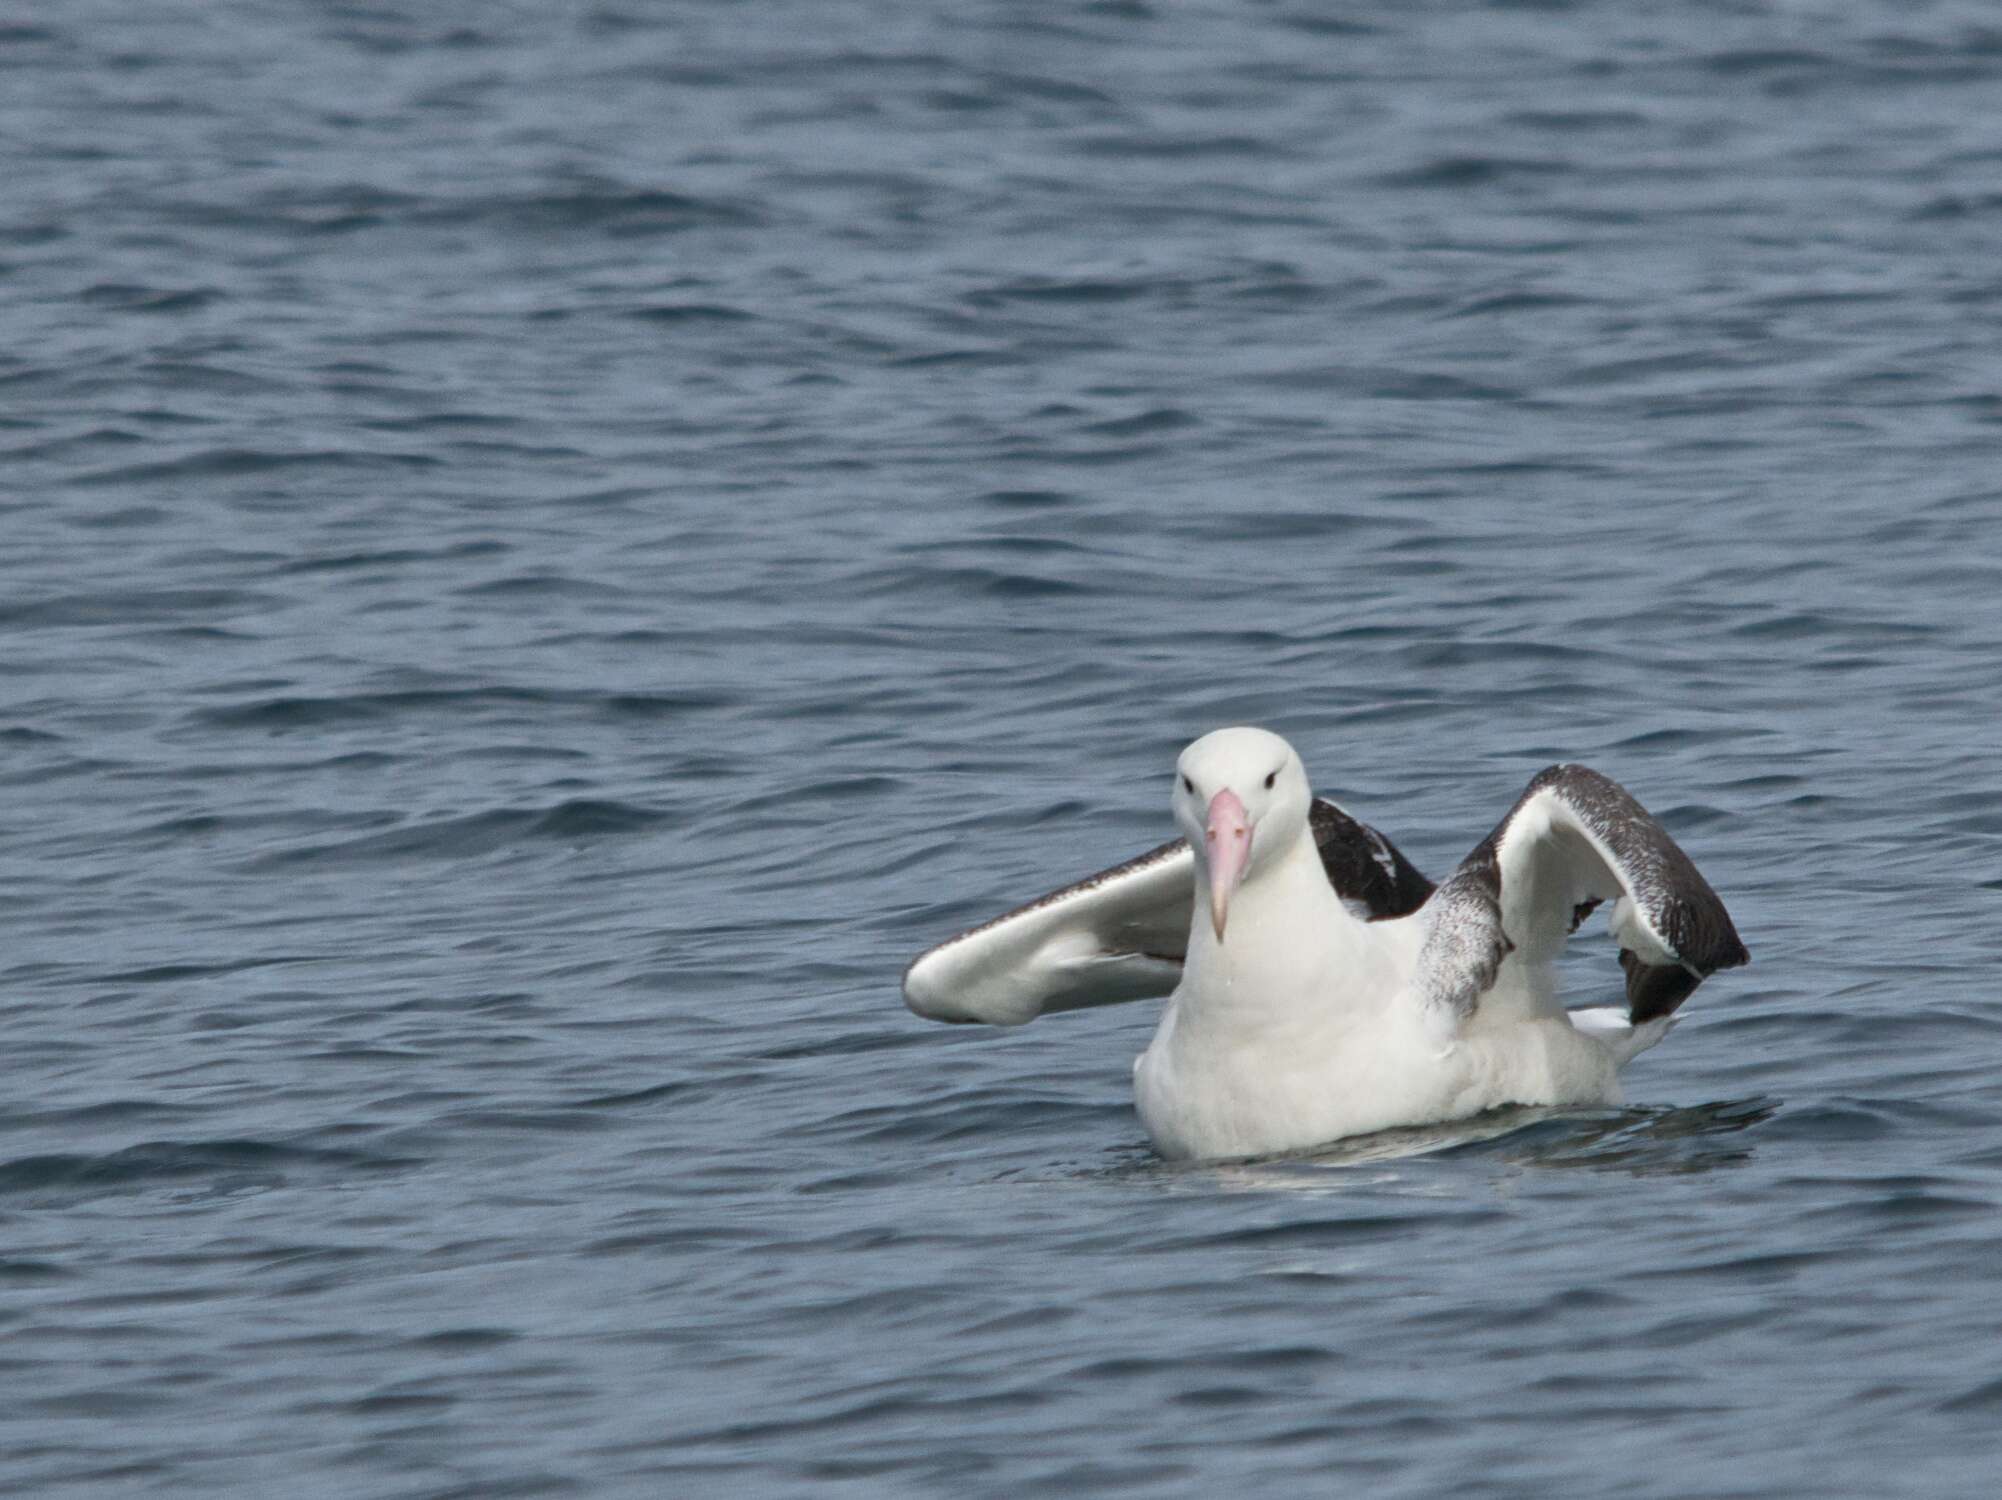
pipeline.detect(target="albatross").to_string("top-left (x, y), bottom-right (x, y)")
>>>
top-left (903, 727), bottom-right (1748, 1161)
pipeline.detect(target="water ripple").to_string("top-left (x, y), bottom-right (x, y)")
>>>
top-left (6, 0), bottom-right (2002, 1493)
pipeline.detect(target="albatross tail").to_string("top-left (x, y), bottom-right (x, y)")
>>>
top-left (1568, 1006), bottom-right (1678, 1068)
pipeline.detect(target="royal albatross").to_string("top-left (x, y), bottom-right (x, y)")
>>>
top-left (903, 727), bottom-right (1748, 1161)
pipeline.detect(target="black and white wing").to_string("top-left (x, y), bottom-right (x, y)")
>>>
top-left (902, 836), bottom-right (1191, 1026)
top-left (1415, 765), bottom-right (1748, 1027)
top-left (904, 799), bottom-right (1433, 1026)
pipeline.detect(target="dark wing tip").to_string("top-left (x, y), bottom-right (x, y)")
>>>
top-left (1624, 917), bottom-right (1749, 1024)
top-left (1620, 929), bottom-right (1746, 1024)
top-left (1620, 952), bottom-right (1699, 1024)
top-left (1307, 799), bottom-right (1434, 920)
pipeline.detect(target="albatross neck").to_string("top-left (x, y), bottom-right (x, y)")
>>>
top-left (1181, 824), bottom-right (1373, 1021)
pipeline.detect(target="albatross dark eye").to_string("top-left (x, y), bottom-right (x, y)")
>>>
top-left (1264, 769), bottom-right (1278, 790)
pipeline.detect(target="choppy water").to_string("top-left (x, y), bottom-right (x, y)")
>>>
top-left (6, 2), bottom-right (2002, 1494)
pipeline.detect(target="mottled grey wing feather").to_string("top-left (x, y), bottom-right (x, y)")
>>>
top-left (1416, 765), bottom-right (1749, 1027)
top-left (904, 799), bottom-right (1432, 1026)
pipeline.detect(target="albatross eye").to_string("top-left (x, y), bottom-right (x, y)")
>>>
top-left (1264, 769), bottom-right (1278, 790)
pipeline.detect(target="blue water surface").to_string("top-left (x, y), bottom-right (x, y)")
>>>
top-left (5, 2), bottom-right (2002, 1494)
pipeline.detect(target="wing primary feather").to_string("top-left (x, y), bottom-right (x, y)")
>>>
top-left (1307, 799), bottom-right (1434, 920)
top-left (1516, 764), bottom-right (1749, 1002)
top-left (1413, 764), bottom-right (1747, 1029)
top-left (902, 837), bottom-right (1193, 1025)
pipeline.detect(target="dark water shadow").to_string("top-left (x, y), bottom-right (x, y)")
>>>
top-left (1430, 1096), bottom-right (1781, 1176)
top-left (1080, 1097), bottom-right (1781, 1192)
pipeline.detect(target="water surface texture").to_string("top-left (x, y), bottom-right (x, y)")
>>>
top-left (7, 2), bottom-right (2002, 1494)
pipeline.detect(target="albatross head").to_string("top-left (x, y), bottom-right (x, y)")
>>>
top-left (1172, 726), bottom-right (1312, 941)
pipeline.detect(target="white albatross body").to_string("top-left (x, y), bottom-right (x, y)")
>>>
top-left (904, 727), bottom-right (1747, 1162)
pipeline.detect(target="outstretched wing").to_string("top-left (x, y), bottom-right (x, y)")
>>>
top-left (1415, 765), bottom-right (1749, 1028)
top-left (902, 836), bottom-right (1191, 1026)
top-left (904, 799), bottom-right (1434, 1026)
